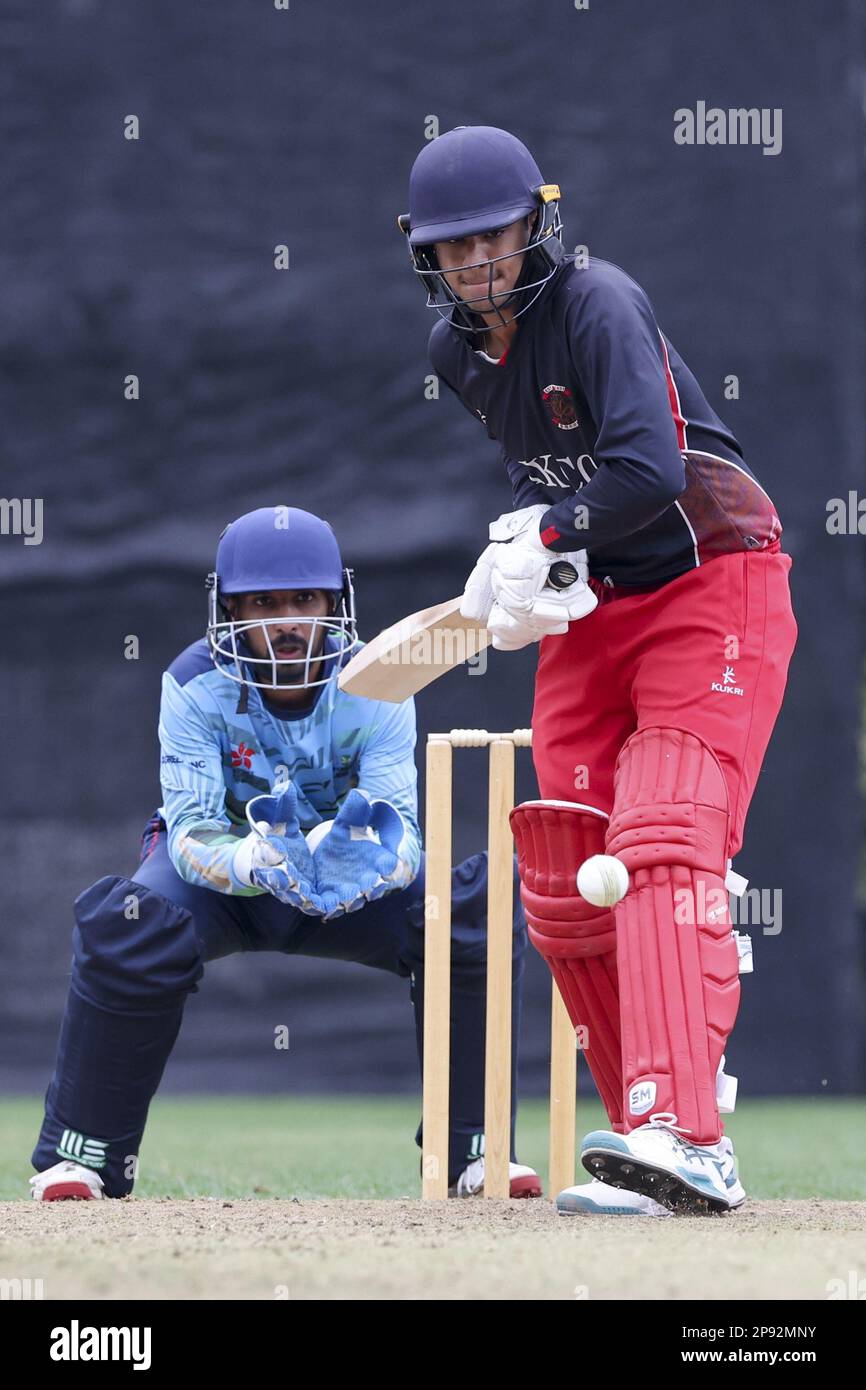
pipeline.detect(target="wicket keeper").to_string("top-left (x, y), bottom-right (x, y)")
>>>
top-left (30, 507), bottom-right (540, 1201)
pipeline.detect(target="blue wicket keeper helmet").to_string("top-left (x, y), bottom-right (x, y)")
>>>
top-left (206, 506), bottom-right (357, 692)
top-left (398, 126), bottom-right (566, 333)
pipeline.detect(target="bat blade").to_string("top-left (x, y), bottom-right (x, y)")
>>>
top-left (338, 596), bottom-right (490, 702)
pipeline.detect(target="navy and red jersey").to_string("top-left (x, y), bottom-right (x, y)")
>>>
top-left (429, 256), bottom-right (782, 587)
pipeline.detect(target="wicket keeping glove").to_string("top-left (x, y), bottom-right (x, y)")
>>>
top-left (231, 781), bottom-right (324, 913)
top-left (307, 790), bottom-right (412, 920)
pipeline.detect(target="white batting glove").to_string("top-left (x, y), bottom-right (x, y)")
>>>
top-left (490, 515), bottom-right (597, 617)
top-left (460, 540), bottom-right (500, 624)
top-left (486, 526), bottom-right (562, 615)
top-left (487, 503), bottom-right (551, 542)
top-left (486, 605), bottom-right (567, 651)
top-left (460, 504), bottom-right (583, 620)
top-left (461, 504), bottom-right (594, 626)
top-left (461, 506), bottom-right (553, 623)
top-left (513, 575), bottom-right (598, 625)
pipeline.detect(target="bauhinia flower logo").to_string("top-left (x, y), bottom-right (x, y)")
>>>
top-left (231, 742), bottom-right (255, 770)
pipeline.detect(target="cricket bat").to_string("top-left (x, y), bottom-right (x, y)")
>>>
top-left (338, 561), bottom-right (578, 703)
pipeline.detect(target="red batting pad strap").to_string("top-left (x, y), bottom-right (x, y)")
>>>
top-left (511, 800), bottom-right (624, 1129)
top-left (605, 728), bottom-right (740, 1143)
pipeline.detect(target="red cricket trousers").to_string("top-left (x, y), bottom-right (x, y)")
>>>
top-left (531, 546), bottom-right (798, 859)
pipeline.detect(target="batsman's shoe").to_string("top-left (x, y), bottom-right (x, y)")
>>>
top-left (30, 1159), bottom-right (105, 1202)
top-left (556, 1178), bottom-right (671, 1217)
top-left (580, 1123), bottom-right (745, 1215)
top-left (452, 1158), bottom-right (542, 1199)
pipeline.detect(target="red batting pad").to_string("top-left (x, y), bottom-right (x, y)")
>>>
top-left (511, 800), bottom-right (624, 1130)
top-left (605, 726), bottom-right (740, 1143)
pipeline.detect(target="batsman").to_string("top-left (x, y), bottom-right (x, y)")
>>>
top-left (400, 125), bottom-right (798, 1215)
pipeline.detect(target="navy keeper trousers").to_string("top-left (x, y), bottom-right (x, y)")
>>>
top-left (31, 821), bottom-right (527, 1195)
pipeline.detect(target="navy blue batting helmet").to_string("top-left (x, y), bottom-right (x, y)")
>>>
top-left (399, 126), bottom-right (565, 332)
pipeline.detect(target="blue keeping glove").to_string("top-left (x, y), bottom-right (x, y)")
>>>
top-left (307, 790), bottom-right (411, 920)
top-left (234, 781), bottom-right (325, 913)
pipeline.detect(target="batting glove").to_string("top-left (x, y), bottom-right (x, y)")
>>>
top-left (460, 505), bottom-right (553, 623)
top-left (461, 504), bottom-right (592, 625)
top-left (485, 605), bottom-right (566, 651)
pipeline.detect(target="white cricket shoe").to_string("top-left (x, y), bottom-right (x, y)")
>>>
top-left (451, 1157), bottom-right (542, 1199)
top-left (30, 1159), bottom-right (105, 1201)
top-left (556, 1177), bottom-right (671, 1217)
top-left (581, 1122), bottom-right (746, 1215)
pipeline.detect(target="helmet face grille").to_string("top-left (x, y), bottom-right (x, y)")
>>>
top-left (205, 567), bottom-right (358, 694)
top-left (403, 127), bottom-right (566, 332)
top-left (408, 200), bottom-right (565, 334)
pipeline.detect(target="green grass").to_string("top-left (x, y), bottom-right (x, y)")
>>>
top-left (3, 1095), bottom-right (864, 1201)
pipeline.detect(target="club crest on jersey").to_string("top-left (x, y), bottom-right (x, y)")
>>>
top-left (710, 665), bottom-right (745, 698)
top-left (231, 741), bottom-right (256, 769)
top-left (541, 383), bottom-right (579, 430)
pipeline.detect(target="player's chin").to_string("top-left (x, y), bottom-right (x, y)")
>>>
top-left (460, 286), bottom-right (512, 311)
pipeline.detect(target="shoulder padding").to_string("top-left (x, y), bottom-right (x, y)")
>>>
top-left (166, 638), bottom-right (214, 689)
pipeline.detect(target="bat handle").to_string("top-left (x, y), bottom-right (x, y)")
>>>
top-left (545, 560), bottom-right (580, 589)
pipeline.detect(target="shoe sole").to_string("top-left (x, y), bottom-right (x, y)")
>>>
top-left (556, 1192), bottom-right (669, 1217)
top-left (34, 1182), bottom-right (101, 1202)
top-left (581, 1145), bottom-right (733, 1215)
top-left (448, 1176), bottom-right (543, 1199)
top-left (509, 1176), bottom-right (543, 1199)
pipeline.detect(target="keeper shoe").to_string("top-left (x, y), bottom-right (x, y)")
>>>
top-left (30, 1159), bottom-right (105, 1201)
top-left (556, 1177), bottom-right (671, 1217)
top-left (580, 1123), bottom-right (746, 1215)
top-left (451, 1157), bottom-right (542, 1198)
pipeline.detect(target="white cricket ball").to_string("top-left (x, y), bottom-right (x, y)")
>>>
top-left (576, 854), bottom-right (630, 907)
